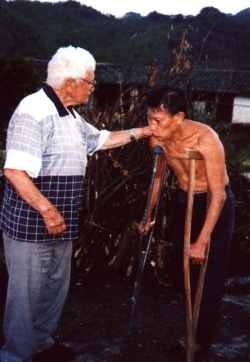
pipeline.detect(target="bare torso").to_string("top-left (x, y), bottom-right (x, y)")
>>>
top-left (146, 99), bottom-right (230, 263)
top-left (150, 119), bottom-right (229, 192)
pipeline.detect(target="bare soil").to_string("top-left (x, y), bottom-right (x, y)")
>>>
top-left (56, 262), bottom-right (250, 362)
top-left (1, 244), bottom-right (250, 362)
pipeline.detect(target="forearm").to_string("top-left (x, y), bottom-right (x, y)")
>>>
top-left (144, 151), bottom-right (165, 226)
top-left (198, 191), bottom-right (226, 243)
top-left (190, 191), bottom-right (227, 264)
top-left (100, 127), bottom-right (152, 150)
top-left (146, 178), bottom-right (161, 222)
top-left (4, 169), bottom-right (66, 234)
top-left (4, 169), bottom-right (54, 214)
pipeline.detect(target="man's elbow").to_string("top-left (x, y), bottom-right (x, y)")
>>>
top-left (218, 189), bottom-right (227, 205)
top-left (4, 168), bottom-right (13, 180)
top-left (4, 168), bottom-right (27, 182)
top-left (210, 188), bottom-right (227, 205)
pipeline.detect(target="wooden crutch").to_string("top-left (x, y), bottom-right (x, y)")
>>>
top-left (182, 148), bottom-right (210, 362)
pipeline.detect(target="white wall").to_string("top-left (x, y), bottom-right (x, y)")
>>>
top-left (232, 97), bottom-right (250, 124)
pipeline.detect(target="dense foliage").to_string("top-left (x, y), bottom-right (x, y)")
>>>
top-left (1, 0), bottom-right (250, 69)
top-left (0, 54), bottom-right (43, 136)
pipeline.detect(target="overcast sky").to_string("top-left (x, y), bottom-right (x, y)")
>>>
top-left (43, 0), bottom-right (250, 17)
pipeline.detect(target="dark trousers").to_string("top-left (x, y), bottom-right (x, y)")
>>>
top-left (173, 185), bottom-right (235, 349)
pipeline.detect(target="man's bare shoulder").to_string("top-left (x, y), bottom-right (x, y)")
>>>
top-left (187, 120), bottom-right (220, 143)
top-left (196, 128), bottom-right (225, 161)
top-left (186, 119), bottom-right (216, 133)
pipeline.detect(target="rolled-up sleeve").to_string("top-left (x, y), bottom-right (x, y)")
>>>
top-left (81, 117), bottom-right (110, 155)
top-left (4, 149), bottom-right (42, 178)
top-left (5, 111), bottom-right (43, 178)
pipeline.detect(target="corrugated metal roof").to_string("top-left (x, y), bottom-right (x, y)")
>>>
top-left (95, 64), bottom-right (250, 95)
top-left (181, 69), bottom-right (250, 94)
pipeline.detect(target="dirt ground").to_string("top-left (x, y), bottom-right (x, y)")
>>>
top-left (1, 244), bottom-right (250, 362)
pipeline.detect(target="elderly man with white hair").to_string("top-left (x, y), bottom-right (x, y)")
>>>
top-left (0, 46), bottom-right (152, 362)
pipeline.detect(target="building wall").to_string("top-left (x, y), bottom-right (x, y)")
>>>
top-left (232, 97), bottom-right (250, 124)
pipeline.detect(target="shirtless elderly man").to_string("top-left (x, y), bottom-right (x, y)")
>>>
top-left (143, 86), bottom-right (235, 352)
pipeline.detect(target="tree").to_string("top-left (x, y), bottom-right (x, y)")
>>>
top-left (0, 54), bottom-right (42, 141)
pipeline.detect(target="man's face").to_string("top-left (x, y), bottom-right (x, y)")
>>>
top-left (71, 71), bottom-right (96, 105)
top-left (147, 107), bottom-right (179, 140)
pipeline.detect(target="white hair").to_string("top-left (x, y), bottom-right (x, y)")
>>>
top-left (46, 46), bottom-right (96, 88)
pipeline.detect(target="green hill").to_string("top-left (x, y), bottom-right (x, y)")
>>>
top-left (1, 0), bottom-right (250, 69)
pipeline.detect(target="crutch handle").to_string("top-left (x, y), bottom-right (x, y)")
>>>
top-left (152, 145), bottom-right (164, 155)
top-left (183, 148), bottom-right (203, 160)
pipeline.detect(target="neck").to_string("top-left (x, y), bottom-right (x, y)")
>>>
top-left (170, 119), bottom-right (187, 141)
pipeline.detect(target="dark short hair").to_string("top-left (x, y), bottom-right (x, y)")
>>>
top-left (146, 86), bottom-right (187, 115)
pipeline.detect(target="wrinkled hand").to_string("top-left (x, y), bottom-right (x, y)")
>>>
top-left (190, 241), bottom-right (209, 265)
top-left (142, 126), bottom-right (153, 137)
top-left (42, 206), bottom-right (66, 235)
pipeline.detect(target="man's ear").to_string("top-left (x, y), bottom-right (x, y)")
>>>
top-left (64, 78), bottom-right (76, 90)
top-left (176, 111), bottom-right (185, 123)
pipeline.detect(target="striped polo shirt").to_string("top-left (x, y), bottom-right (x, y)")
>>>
top-left (0, 85), bottom-right (110, 242)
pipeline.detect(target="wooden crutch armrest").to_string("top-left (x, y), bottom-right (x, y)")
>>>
top-left (183, 148), bottom-right (204, 160)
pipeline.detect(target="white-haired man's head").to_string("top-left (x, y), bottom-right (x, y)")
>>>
top-left (46, 46), bottom-right (96, 89)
